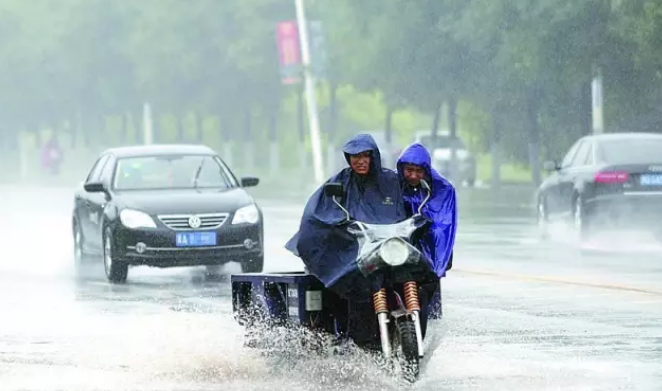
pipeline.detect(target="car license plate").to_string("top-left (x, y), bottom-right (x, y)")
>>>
top-left (640, 174), bottom-right (662, 186)
top-left (175, 232), bottom-right (217, 247)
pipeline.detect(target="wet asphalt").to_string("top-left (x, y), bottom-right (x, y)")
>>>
top-left (1, 185), bottom-right (661, 391)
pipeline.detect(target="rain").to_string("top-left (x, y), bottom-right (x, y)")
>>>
top-left (1, 1), bottom-right (662, 390)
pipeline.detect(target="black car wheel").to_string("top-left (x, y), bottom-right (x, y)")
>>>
top-left (103, 227), bottom-right (128, 283)
top-left (73, 220), bottom-right (92, 267)
top-left (241, 255), bottom-right (264, 273)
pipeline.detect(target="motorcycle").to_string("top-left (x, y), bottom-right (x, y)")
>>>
top-left (230, 179), bottom-right (441, 383)
top-left (321, 180), bottom-right (438, 380)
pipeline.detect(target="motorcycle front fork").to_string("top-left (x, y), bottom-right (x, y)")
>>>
top-left (372, 281), bottom-right (424, 359)
top-left (373, 288), bottom-right (391, 357)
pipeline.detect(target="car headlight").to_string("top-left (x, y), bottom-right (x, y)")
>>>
top-left (379, 238), bottom-right (410, 266)
top-left (119, 209), bottom-right (156, 229)
top-left (232, 204), bottom-right (259, 225)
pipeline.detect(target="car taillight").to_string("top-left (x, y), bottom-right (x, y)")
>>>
top-left (594, 171), bottom-right (629, 183)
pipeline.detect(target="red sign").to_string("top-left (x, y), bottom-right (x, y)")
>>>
top-left (276, 21), bottom-right (302, 84)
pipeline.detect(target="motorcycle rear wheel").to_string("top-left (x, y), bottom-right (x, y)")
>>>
top-left (396, 318), bottom-right (420, 382)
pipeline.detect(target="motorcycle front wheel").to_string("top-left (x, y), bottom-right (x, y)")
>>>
top-left (396, 318), bottom-right (420, 382)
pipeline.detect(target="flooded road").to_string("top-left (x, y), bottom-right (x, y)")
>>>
top-left (1, 186), bottom-right (661, 390)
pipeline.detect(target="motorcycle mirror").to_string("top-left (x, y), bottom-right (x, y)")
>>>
top-left (420, 179), bottom-right (431, 191)
top-left (417, 179), bottom-right (432, 215)
top-left (324, 182), bottom-right (344, 197)
top-left (324, 182), bottom-right (350, 221)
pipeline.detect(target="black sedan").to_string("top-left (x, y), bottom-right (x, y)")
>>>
top-left (72, 144), bottom-right (263, 283)
top-left (537, 132), bottom-right (662, 242)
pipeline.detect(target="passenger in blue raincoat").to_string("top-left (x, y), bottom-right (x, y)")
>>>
top-left (285, 133), bottom-right (406, 347)
top-left (396, 143), bottom-right (457, 279)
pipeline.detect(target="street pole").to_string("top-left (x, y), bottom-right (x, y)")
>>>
top-left (294, 0), bottom-right (325, 185)
top-left (591, 66), bottom-right (604, 134)
top-left (142, 102), bottom-right (154, 145)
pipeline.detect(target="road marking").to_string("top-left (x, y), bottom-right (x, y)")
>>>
top-left (454, 268), bottom-right (662, 296)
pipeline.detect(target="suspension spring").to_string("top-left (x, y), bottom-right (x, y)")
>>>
top-left (403, 281), bottom-right (420, 313)
top-left (373, 288), bottom-right (388, 315)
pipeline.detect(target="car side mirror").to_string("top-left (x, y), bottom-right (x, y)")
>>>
top-left (543, 160), bottom-right (559, 171)
top-left (240, 176), bottom-right (259, 188)
top-left (324, 182), bottom-right (344, 197)
top-left (84, 181), bottom-right (106, 193)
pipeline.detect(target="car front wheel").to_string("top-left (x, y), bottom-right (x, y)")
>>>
top-left (73, 220), bottom-right (92, 267)
top-left (103, 227), bottom-right (128, 283)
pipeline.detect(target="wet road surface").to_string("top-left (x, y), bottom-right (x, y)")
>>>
top-left (1, 186), bottom-right (661, 390)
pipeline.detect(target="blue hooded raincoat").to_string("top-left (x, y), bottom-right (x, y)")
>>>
top-left (285, 134), bottom-right (406, 299)
top-left (396, 143), bottom-right (457, 278)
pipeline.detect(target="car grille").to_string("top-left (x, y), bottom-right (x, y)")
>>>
top-left (157, 213), bottom-right (229, 231)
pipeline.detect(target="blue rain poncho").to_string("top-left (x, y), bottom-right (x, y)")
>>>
top-left (285, 134), bottom-right (406, 298)
top-left (396, 143), bottom-right (457, 278)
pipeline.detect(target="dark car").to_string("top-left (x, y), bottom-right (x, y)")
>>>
top-left (72, 144), bottom-right (263, 283)
top-left (536, 132), bottom-right (662, 242)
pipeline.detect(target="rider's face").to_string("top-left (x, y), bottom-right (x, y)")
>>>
top-left (349, 151), bottom-right (371, 175)
top-left (403, 164), bottom-right (425, 186)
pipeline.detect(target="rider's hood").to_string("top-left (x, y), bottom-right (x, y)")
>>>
top-left (342, 133), bottom-right (383, 175)
top-left (396, 142), bottom-right (432, 183)
top-left (396, 142), bottom-right (455, 203)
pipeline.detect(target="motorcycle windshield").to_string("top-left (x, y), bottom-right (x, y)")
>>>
top-left (347, 218), bottom-right (420, 241)
top-left (347, 217), bottom-right (427, 276)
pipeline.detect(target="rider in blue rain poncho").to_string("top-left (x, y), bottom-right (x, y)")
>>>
top-left (396, 143), bottom-right (457, 278)
top-left (285, 133), bottom-right (406, 298)
top-left (285, 134), bottom-right (406, 348)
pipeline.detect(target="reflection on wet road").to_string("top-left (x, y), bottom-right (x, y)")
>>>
top-left (1, 186), bottom-right (661, 390)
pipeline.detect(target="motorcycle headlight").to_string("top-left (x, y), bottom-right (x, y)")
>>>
top-left (232, 204), bottom-right (259, 225)
top-left (379, 238), bottom-right (410, 267)
top-left (120, 209), bottom-right (156, 229)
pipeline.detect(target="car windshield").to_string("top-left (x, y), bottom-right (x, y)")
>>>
top-left (598, 138), bottom-right (662, 165)
top-left (112, 154), bottom-right (235, 191)
top-left (419, 135), bottom-right (465, 150)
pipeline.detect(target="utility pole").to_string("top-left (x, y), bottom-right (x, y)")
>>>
top-left (294, 0), bottom-right (325, 185)
top-left (142, 102), bottom-right (154, 145)
top-left (591, 66), bottom-right (604, 134)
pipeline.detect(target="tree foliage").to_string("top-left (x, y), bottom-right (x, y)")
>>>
top-left (321, 0), bottom-right (662, 164)
top-left (2, 0), bottom-right (662, 170)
